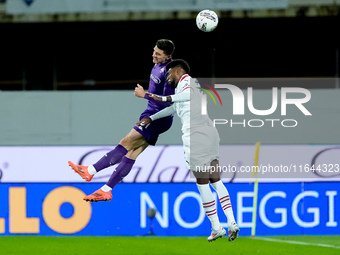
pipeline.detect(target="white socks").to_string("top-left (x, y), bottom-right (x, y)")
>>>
top-left (88, 165), bottom-right (97, 176)
top-left (211, 180), bottom-right (236, 225)
top-left (100, 184), bottom-right (112, 192)
top-left (196, 181), bottom-right (237, 230)
top-left (196, 183), bottom-right (221, 231)
top-left (86, 165), bottom-right (110, 192)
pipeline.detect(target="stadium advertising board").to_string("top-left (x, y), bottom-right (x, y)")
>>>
top-left (0, 145), bottom-right (339, 183)
top-left (1, 145), bottom-right (338, 236)
top-left (0, 182), bottom-right (338, 236)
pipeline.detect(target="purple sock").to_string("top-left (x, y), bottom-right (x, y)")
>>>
top-left (106, 156), bottom-right (135, 189)
top-left (93, 144), bottom-right (128, 172)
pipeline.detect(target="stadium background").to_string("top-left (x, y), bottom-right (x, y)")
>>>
top-left (0, 0), bottom-right (340, 250)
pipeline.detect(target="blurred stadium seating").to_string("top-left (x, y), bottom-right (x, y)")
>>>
top-left (0, 0), bottom-right (339, 90)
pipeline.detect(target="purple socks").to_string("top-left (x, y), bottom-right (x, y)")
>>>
top-left (92, 145), bottom-right (134, 189)
top-left (93, 144), bottom-right (128, 172)
top-left (106, 156), bottom-right (135, 189)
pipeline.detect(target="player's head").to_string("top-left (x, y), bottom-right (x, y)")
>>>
top-left (166, 59), bottom-right (190, 88)
top-left (153, 39), bottom-right (175, 65)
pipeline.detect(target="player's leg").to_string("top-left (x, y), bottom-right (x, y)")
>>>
top-left (97, 119), bottom-right (172, 191)
top-left (68, 143), bottom-right (128, 181)
top-left (101, 143), bottom-right (149, 191)
top-left (193, 171), bottom-right (226, 242)
top-left (70, 112), bottom-right (172, 180)
top-left (69, 129), bottom-right (145, 181)
top-left (209, 159), bottom-right (239, 242)
top-left (80, 115), bottom-right (172, 201)
top-left (82, 155), bottom-right (136, 202)
top-left (209, 160), bottom-right (236, 224)
top-left (93, 129), bottom-right (145, 171)
top-left (83, 141), bottom-right (149, 202)
top-left (183, 130), bottom-right (225, 241)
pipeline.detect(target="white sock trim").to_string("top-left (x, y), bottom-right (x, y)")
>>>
top-left (101, 184), bottom-right (112, 192)
top-left (196, 183), bottom-right (221, 230)
top-left (210, 180), bottom-right (236, 224)
top-left (88, 165), bottom-right (97, 175)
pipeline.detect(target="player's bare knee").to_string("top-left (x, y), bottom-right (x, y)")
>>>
top-left (119, 136), bottom-right (132, 151)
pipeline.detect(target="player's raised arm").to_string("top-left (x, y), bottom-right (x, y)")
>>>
top-left (147, 93), bottom-right (170, 102)
top-left (143, 87), bottom-right (191, 103)
top-left (170, 86), bottom-right (191, 102)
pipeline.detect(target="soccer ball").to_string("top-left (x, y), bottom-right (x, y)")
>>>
top-left (196, 10), bottom-right (219, 32)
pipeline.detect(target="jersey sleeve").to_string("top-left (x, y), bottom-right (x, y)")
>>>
top-left (170, 76), bottom-right (192, 102)
top-left (170, 86), bottom-right (191, 102)
top-left (149, 104), bottom-right (176, 121)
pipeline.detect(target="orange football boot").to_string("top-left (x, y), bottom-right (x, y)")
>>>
top-left (68, 161), bottom-right (94, 182)
top-left (83, 189), bottom-right (112, 202)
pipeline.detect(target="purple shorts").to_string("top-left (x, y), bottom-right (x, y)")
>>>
top-left (134, 110), bottom-right (173, 146)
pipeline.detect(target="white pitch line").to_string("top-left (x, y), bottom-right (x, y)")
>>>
top-left (253, 237), bottom-right (340, 249)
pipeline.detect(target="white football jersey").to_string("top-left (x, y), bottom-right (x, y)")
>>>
top-left (149, 74), bottom-right (220, 170)
top-left (150, 74), bottom-right (215, 134)
top-left (171, 74), bottom-right (214, 133)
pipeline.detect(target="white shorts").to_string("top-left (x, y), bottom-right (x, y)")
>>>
top-left (182, 125), bottom-right (220, 171)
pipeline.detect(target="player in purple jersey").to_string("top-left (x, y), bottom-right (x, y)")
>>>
top-left (68, 39), bottom-right (175, 202)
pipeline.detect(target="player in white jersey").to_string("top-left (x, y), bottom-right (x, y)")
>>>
top-left (136, 59), bottom-right (239, 242)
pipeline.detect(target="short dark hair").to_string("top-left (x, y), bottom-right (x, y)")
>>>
top-left (156, 39), bottom-right (175, 56)
top-left (166, 59), bottom-right (190, 74)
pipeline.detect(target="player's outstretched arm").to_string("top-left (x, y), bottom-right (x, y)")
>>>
top-left (145, 86), bottom-right (191, 103)
top-left (149, 104), bottom-right (176, 121)
top-left (135, 103), bottom-right (175, 130)
top-left (147, 93), bottom-right (172, 102)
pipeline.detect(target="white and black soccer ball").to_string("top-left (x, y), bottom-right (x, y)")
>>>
top-left (196, 10), bottom-right (219, 32)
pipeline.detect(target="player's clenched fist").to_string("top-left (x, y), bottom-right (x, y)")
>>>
top-left (136, 117), bottom-right (152, 127)
top-left (134, 84), bottom-right (146, 98)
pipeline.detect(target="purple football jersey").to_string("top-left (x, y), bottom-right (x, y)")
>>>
top-left (145, 60), bottom-right (175, 113)
top-left (134, 60), bottom-right (175, 145)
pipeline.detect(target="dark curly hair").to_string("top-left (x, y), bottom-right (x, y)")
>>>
top-left (166, 59), bottom-right (190, 73)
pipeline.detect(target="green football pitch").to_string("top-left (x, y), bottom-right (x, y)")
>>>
top-left (1, 236), bottom-right (339, 255)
